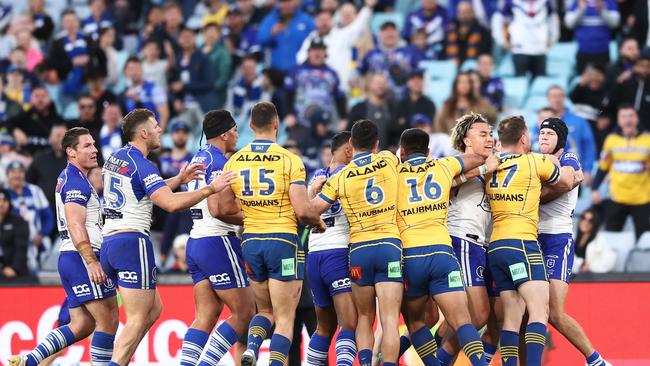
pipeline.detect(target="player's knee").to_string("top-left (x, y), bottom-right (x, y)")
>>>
top-left (96, 307), bottom-right (119, 334)
top-left (71, 315), bottom-right (96, 339)
top-left (471, 303), bottom-right (490, 329)
top-left (548, 305), bottom-right (564, 327)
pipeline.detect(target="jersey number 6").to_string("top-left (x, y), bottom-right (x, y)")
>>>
top-left (364, 178), bottom-right (384, 205)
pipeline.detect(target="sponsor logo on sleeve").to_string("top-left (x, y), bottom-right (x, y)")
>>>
top-left (143, 174), bottom-right (164, 189)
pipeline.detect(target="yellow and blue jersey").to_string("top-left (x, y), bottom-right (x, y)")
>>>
top-left (319, 151), bottom-right (400, 243)
top-left (598, 132), bottom-right (650, 205)
top-left (396, 154), bottom-right (464, 248)
top-left (224, 139), bottom-right (306, 234)
top-left (486, 152), bottom-right (560, 242)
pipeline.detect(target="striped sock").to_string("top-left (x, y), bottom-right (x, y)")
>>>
top-left (586, 351), bottom-right (606, 366)
top-left (457, 323), bottom-right (486, 366)
top-left (269, 334), bottom-right (291, 366)
top-left (437, 348), bottom-right (453, 366)
top-left (411, 326), bottom-right (440, 366)
top-left (335, 330), bottom-right (356, 366)
top-left (483, 341), bottom-right (497, 364)
top-left (180, 328), bottom-right (209, 366)
top-left (90, 331), bottom-right (115, 366)
top-left (399, 334), bottom-right (412, 357)
top-left (25, 325), bottom-right (76, 366)
top-left (358, 348), bottom-right (372, 366)
top-left (525, 322), bottom-right (547, 366)
top-left (198, 322), bottom-right (240, 366)
top-left (246, 315), bottom-right (272, 358)
top-left (306, 333), bottom-right (330, 366)
top-left (499, 330), bottom-right (519, 366)
top-left (108, 362), bottom-right (120, 366)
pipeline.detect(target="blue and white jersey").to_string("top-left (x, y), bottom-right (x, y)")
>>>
top-left (357, 46), bottom-right (422, 99)
top-left (402, 7), bottom-right (449, 46)
top-left (188, 145), bottom-right (238, 238)
top-left (448, 176), bottom-right (492, 246)
top-left (122, 81), bottom-right (167, 122)
top-left (102, 144), bottom-right (167, 235)
top-left (284, 63), bottom-right (344, 127)
top-left (308, 166), bottom-right (350, 252)
top-left (539, 152), bottom-right (581, 235)
top-left (55, 163), bottom-right (103, 252)
top-left (82, 12), bottom-right (112, 40)
top-left (8, 183), bottom-right (54, 242)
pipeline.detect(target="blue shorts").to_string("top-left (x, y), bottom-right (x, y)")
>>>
top-left (306, 248), bottom-right (351, 308)
top-left (349, 238), bottom-right (403, 286)
top-left (100, 232), bottom-right (158, 290)
top-left (59, 251), bottom-right (117, 308)
top-left (451, 236), bottom-right (498, 297)
top-left (241, 233), bottom-right (305, 281)
top-left (403, 245), bottom-right (465, 297)
top-left (538, 233), bottom-right (575, 282)
top-left (187, 235), bottom-right (250, 290)
top-left (487, 239), bottom-right (547, 293)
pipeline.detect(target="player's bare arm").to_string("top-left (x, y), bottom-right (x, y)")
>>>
top-left (151, 171), bottom-right (237, 212)
top-left (289, 183), bottom-right (326, 228)
top-left (207, 190), bottom-right (244, 226)
top-left (64, 202), bottom-right (105, 284)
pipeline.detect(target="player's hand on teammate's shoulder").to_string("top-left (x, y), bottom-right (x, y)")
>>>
top-left (210, 170), bottom-right (238, 193)
top-left (178, 162), bottom-right (206, 184)
top-left (311, 176), bottom-right (327, 194)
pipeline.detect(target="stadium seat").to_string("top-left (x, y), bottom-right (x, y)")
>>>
top-left (529, 76), bottom-right (567, 96)
top-left (371, 12), bottom-right (405, 34)
top-left (547, 59), bottom-right (573, 79)
top-left (638, 232), bottom-right (650, 247)
top-left (421, 60), bottom-right (457, 81)
top-left (609, 40), bottom-right (618, 63)
top-left (425, 79), bottom-right (453, 107)
top-left (548, 42), bottom-right (577, 65)
top-left (625, 233), bottom-right (650, 272)
top-left (523, 95), bottom-right (548, 112)
top-left (496, 53), bottom-right (515, 77)
top-left (502, 76), bottom-right (528, 109)
top-left (460, 59), bottom-right (478, 72)
top-left (600, 231), bottom-right (636, 272)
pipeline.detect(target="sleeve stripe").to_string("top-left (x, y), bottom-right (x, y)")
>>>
top-left (545, 165), bottom-right (560, 184)
top-left (290, 180), bottom-right (306, 186)
top-left (454, 156), bottom-right (465, 174)
top-left (318, 193), bottom-right (335, 204)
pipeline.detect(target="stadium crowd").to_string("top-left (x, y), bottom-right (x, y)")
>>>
top-left (0, 0), bottom-right (649, 285)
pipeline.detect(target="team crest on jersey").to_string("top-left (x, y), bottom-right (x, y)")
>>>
top-left (476, 266), bottom-right (485, 280)
top-left (104, 277), bottom-right (115, 290)
top-left (152, 267), bottom-right (159, 283)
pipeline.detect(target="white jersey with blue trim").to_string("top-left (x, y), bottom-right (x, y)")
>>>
top-left (102, 144), bottom-right (167, 235)
top-left (55, 163), bottom-right (103, 252)
top-left (447, 176), bottom-right (492, 246)
top-left (188, 144), bottom-right (239, 238)
top-left (308, 166), bottom-right (350, 252)
top-left (539, 152), bottom-right (581, 235)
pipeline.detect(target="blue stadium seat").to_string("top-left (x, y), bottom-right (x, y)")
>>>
top-left (529, 76), bottom-right (567, 96)
top-left (424, 79), bottom-right (453, 107)
top-left (601, 231), bottom-right (636, 272)
top-left (496, 53), bottom-right (515, 77)
top-left (523, 95), bottom-right (548, 111)
top-left (371, 13), bottom-right (405, 34)
top-left (420, 60), bottom-right (457, 81)
top-left (609, 40), bottom-right (618, 63)
top-left (502, 76), bottom-right (529, 109)
top-left (547, 42), bottom-right (577, 65)
top-left (547, 59), bottom-right (573, 79)
top-left (460, 59), bottom-right (478, 72)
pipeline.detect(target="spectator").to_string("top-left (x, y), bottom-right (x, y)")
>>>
top-left (435, 71), bottom-right (496, 133)
top-left (298, 108), bottom-right (335, 172)
top-left (408, 28), bottom-right (434, 60)
top-left (48, 10), bottom-right (90, 89)
top-left (99, 103), bottom-right (123, 161)
top-left (492, 0), bottom-right (559, 78)
top-left (223, 7), bottom-right (262, 68)
top-left (403, 0), bottom-right (448, 59)
top-left (187, 0), bottom-right (229, 30)
top-left (141, 38), bottom-right (170, 91)
top-left (236, 0), bottom-right (267, 28)
top-left (570, 63), bottom-right (609, 152)
top-left (0, 188), bottom-right (30, 282)
top-left (445, 1), bottom-right (492, 65)
top-left (67, 94), bottom-right (102, 141)
top-left (0, 76), bottom-right (22, 122)
top-left (356, 21), bottom-right (421, 100)
top-left (574, 207), bottom-right (601, 273)
top-left (348, 73), bottom-right (399, 149)
top-left (261, 68), bottom-right (288, 119)
top-left (4, 66), bottom-right (29, 107)
top-left (411, 114), bottom-right (456, 158)
top-left (170, 27), bottom-right (219, 114)
top-left (28, 0), bottom-right (54, 43)
top-left (201, 22), bottom-right (232, 109)
top-left (226, 55), bottom-right (265, 123)
top-left (397, 69), bottom-right (436, 136)
top-left (86, 71), bottom-right (118, 119)
top-left (149, 2), bottom-right (184, 61)
top-left (447, 0), bottom-right (491, 27)
top-left (565, 0), bottom-right (619, 73)
top-left (0, 134), bottom-right (32, 180)
top-left (296, 0), bottom-right (375, 92)
top-left (82, 0), bottom-right (113, 40)
top-left (257, 0), bottom-right (315, 72)
top-left (284, 38), bottom-right (347, 135)
top-left (605, 37), bottom-right (639, 87)
top-left (1, 46), bottom-right (40, 88)
top-left (25, 123), bottom-right (67, 229)
top-left (592, 105), bottom-right (650, 239)
top-left (120, 56), bottom-right (170, 131)
top-left (632, 0), bottom-right (650, 50)
top-left (6, 161), bottom-right (54, 273)
top-left (15, 29), bottom-right (43, 73)
top-left (5, 86), bottom-right (65, 155)
top-left (543, 85), bottom-right (596, 176)
top-left (96, 26), bottom-right (120, 88)
top-left (603, 55), bottom-right (650, 131)
top-left (165, 234), bottom-right (190, 273)
top-left (169, 95), bottom-right (204, 137)
top-left (476, 53), bottom-right (504, 111)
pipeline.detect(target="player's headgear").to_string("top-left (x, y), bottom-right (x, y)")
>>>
top-left (540, 117), bottom-right (568, 154)
top-left (203, 109), bottom-right (237, 139)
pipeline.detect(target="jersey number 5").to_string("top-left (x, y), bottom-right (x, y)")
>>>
top-left (106, 175), bottom-right (126, 209)
top-left (241, 168), bottom-right (276, 196)
top-left (490, 165), bottom-right (518, 189)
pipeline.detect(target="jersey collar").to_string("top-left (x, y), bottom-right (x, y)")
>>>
top-left (352, 151), bottom-right (372, 167)
top-left (252, 139), bottom-right (274, 144)
top-left (405, 153), bottom-right (427, 165)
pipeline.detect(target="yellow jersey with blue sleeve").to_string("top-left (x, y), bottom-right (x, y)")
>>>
top-left (396, 154), bottom-right (464, 248)
top-left (598, 132), bottom-right (650, 205)
top-left (318, 151), bottom-right (400, 243)
top-left (486, 152), bottom-right (560, 242)
top-left (224, 139), bottom-right (306, 235)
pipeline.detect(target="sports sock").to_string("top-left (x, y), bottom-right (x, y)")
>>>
top-left (586, 351), bottom-right (606, 366)
top-left (437, 348), bottom-right (453, 366)
top-left (246, 315), bottom-right (272, 358)
top-left (399, 334), bottom-right (412, 357)
top-left (107, 362), bottom-right (120, 366)
top-left (525, 322), bottom-right (547, 366)
top-left (358, 348), bottom-right (373, 366)
top-left (25, 325), bottom-right (77, 366)
top-left (306, 333), bottom-right (330, 366)
top-left (434, 329), bottom-right (443, 348)
top-left (335, 329), bottom-right (356, 366)
top-left (499, 330), bottom-right (519, 366)
top-left (268, 334), bottom-right (292, 366)
top-left (482, 341), bottom-right (497, 364)
top-left (180, 328), bottom-right (209, 366)
top-left (90, 331), bottom-right (115, 366)
top-left (411, 326), bottom-right (441, 366)
top-left (198, 322), bottom-right (240, 366)
top-left (456, 323), bottom-right (486, 366)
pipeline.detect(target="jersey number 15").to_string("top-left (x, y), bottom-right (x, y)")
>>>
top-left (241, 168), bottom-right (276, 197)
